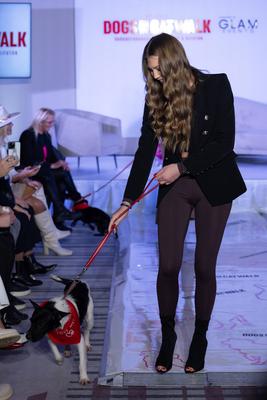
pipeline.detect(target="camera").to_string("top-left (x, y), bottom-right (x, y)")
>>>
top-left (7, 141), bottom-right (20, 166)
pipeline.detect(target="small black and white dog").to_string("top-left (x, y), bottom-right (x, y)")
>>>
top-left (26, 275), bottom-right (94, 385)
top-left (71, 203), bottom-right (110, 236)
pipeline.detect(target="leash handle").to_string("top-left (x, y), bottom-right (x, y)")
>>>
top-left (110, 173), bottom-right (159, 229)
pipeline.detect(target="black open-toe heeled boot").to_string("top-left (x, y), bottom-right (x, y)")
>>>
top-left (184, 319), bottom-right (209, 373)
top-left (155, 315), bottom-right (177, 374)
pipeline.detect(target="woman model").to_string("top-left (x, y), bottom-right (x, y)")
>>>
top-left (109, 33), bottom-right (246, 374)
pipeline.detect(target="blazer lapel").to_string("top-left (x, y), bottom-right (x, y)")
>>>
top-left (189, 79), bottom-right (205, 153)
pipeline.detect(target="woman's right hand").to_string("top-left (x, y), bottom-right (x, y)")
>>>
top-left (14, 166), bottom-right (40, 181)
top-left (23, 166), bottom-right (41, 177)
top-left (15, 197), bottom-right (29, 209)
top-left (108, 205), bottom-right (130, 233)
top-left (0, 156), bottom-right (18, 177)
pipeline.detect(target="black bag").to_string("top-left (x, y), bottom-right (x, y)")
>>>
top-left (0, 177), bottom-right (15, 208)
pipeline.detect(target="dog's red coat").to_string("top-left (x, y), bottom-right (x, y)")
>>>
top-left (72, 200), bottom-right (90, 211)
top-left (41, 300), bottom-right (81, 345)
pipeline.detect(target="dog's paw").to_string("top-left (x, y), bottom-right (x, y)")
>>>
top-left (64, 349), bottom-right (72, 358)
top-left (79, 375), bottom-right (90, 385)
top-left (55, 356), bottom-right (64, 365)
top-left (64, 344), bottom-right (71, 357)
top-left (86, 344), bottom-right (92, 352)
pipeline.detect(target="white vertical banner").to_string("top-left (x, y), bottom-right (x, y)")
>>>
top-left (0, 3), bottom-right (31, 78)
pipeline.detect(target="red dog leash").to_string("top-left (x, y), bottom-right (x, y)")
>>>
top-left (75, 160), bottom-right (133, 202)
top-left (64, 174), bottom-right (159, 297)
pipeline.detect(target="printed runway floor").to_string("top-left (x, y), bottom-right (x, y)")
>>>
top-left (100, 211), bottom-right (267, 386)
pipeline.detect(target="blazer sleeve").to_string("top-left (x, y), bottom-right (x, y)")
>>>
top-left (19, 129), bottom-right (37, 167)
top-left (123, 103), bottom-right (158, 202)
top-left (183, 74), bottom-right (235, 175)
top-left (44, 133), bottom-right (60, 164)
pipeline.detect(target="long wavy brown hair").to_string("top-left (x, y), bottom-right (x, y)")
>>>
top-left (142, 33), bottom-right (197, 153)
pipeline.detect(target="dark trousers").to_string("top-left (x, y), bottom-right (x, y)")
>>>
top-left (14, 209), bottom-right (41, 253)
top-left (36, 166), bottom-right (81, 217)
top-left (0, 230), bottom-right (15, 292)
top-left (157, 176), bottom-right (232, 320)
top-left (52, 168), bottom-right (81, 202)
top-left (36, 166), bottom-right (65, 216)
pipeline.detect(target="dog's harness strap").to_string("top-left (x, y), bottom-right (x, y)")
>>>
top-left (76, 160), bottom-right (134, 202)
top-left (64, 174), bottom-right (159, 298)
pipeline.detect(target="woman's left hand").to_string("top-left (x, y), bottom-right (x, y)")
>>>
top-left (51, 160), bottom-right (69, 171)
top-left (16, 166), bottom-right (40, 179)
top-left (155, 164), bottom-right (180, 185)
top-left (26, 180), bottom-right (41, 190)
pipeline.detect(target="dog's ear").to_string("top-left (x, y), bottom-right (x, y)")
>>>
top-left (30, 299), bottom-right (41, 310)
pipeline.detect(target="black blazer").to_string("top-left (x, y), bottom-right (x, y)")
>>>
top-left (19, 128), bottom-right (58, 167)
top-left (124, 72), bottom-right (246, 207)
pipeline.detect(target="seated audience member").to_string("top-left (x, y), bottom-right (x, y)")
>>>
top-left (0, 276), bottom-right (21, 346)
top-left (0, 109), bottom-right (30, 325)
top-left (0, 105), bottom-right (72, 256)
top-left (1, 277), bottom-right (25, 400)
top-left (11, 168), bottom-right (72, 256)
top-left (0, 158), bottom-right (29, 325)
top-left (0, 106), bottom-right (60, 324)
top-left (19, 108), bottom-right (84, 229)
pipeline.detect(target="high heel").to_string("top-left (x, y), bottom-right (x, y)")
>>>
top-left (155, 315), bottom-right (177, 373)
top-left (13, 261), bottom-right (43, 287)
top-left (43, 242), bottom-right (72, 256)
top-left (184, 319), bottom-right (209, 373)
top-left (25, 254), bottom-right (56, 274)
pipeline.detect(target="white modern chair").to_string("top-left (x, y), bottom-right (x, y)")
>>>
top-left (54, 109), bottom-right (123, 171)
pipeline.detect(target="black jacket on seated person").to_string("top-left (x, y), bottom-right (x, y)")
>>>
top-left (19, 128), bottom-right (81, 204)
top-left (20, 127), bottom-right (58, 168)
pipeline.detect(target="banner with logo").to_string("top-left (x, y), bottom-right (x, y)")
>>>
top-left (0, 3), bottom-right (31, 78)
top-left (75, 0), bottom-right (267, 154)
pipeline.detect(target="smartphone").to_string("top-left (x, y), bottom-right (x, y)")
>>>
top-left (7, 141), bottom-right (20, 166)
top-left (33, 160), bottom-right (45, 168)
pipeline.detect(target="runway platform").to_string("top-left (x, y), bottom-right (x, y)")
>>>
top-left (70, 155), bottom-right (267, 388)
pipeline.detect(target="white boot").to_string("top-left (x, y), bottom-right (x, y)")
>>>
top-left (34, 211), bottom-right (73, 256)
top-left (0, 383), bottom-right (13, 400)
top-left (32, 185), bottom-right (71, 240)
top-left (56, 229), bottom-right (71, 240)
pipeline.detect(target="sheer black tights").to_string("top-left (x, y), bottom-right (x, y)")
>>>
top-left (157, 177), bottom-right (231, 320)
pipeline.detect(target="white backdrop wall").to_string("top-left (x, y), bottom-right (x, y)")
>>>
top-left (75, 0), bottom-right (267, 144)
top-left (0, 0), bottom-right (76, 139)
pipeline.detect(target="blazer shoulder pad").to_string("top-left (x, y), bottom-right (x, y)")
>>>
top-left (204, 72), bottom-right (229, 84)
top-left (20, 127), bottom-right (34, 138)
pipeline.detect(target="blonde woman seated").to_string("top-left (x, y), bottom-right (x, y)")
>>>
top-left (0, 105), bottom-right (72, 257)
